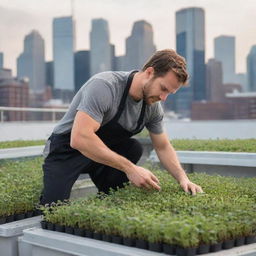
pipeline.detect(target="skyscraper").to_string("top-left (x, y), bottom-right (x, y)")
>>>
top-left (53, 16), bottom-right (75, 91)
top-left (173, 7), bottom-right (206, 117)
top-left (247, 45), bottom-right (256, 92)
top-left (125, 20), bottom-right (156, 70)
top-left (46, 61), bottom-right (54, 88)
top-left (206, 59), bottom-right (225, 102)
top-left (214, 36), bottom-right (236, 84)
top-left (17, 30), bottom-right (45, 93)
top-left (75, 50), bottom-right (90, 92)
top-left (111, 44), bottom-right (116, 71)
top-left (0, 52), bottom-right (3, 69)
top-left (235, 73), bottom-right (247, 92)
top-left (90, 18), bottom-right (112, 75)
top-left (115, 56), bottom-right (126, 71)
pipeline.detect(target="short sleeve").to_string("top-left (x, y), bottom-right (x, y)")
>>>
top-left (145, 103), bottom-right (164, 134)
top-left (76, 78), bottom-right (113, 124)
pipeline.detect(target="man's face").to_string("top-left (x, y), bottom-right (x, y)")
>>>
top-left (142, 70), bottom-right (181, 105)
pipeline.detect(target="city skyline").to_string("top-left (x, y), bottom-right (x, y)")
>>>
top-left (0, 0), bottom-right (256, 75)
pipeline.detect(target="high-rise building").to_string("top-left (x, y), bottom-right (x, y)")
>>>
top-left (75, 50), bottom-right (90, 92)
top-left (46, 61), bottom-right (54, 88)
top-left (111, 44), bottom-right (116, 71)
top-left (0, 69), bottom-right (12, 80)
top-left (125, 20), bottom-right (156, 70)
top-left (115, 56), bottom-right (126, 71)
top-left (206, 59), bottom-right (225, 102)
top-left (53, 16), bottom-right (75, 91)
top-left (214, 36), bottom-right (236, 84)
top-left (17, 30), bottom-right (46, 93)
top-left (172, 7), bottom-right (206, 117)
top-left (247, 45), bottom-right (256, 92)
top-left (235, 73), bottom-right (247, 92)
top-left (0, 52), bottom-right (3, 69)
top-left (90, 18), bottom-right (111, 76)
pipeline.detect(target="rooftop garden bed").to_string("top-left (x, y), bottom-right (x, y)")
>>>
top-left (1, 138), bottom-right (256, 153)
top-left (0, 140), bottom-right (45, 149)
top-left (171, 139), bottom-right (256, 153)
top-left (0, 157), bottom-right (43, 224)
top-left (40, 169), bottom-right (256, 256)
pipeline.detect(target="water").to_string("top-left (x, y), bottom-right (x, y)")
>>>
top-left (163, 118), bottom-right (256, 140)
top-left (0, 119), bottom-right (255, 142)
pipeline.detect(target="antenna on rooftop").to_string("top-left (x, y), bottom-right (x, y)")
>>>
top-left (71, 0), bottom-right (74, 18)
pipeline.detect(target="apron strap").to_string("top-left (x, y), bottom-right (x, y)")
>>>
top-left (134, 100), bottom-right (146, 132)
top-left (113, 70), bottom-right (138, 122)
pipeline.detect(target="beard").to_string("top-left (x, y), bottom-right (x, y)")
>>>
top-left (142, 79), bottom-right (160, 105)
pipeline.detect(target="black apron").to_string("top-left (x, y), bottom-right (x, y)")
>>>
top-left (45, 70), bottom-right (146, 167)
top-left (95, 70), bottom-right (146, 146)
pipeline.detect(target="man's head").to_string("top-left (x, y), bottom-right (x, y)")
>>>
top-left (141, 49), bottom-right (188, 104)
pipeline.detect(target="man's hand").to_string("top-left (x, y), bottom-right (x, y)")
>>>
top-left (179, 179), bottom-right (203, 196)
top-left (125, 166), bottom-right (161, 191)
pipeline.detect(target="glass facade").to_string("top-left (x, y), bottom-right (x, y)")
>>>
top-left (53, 16), bottom-right (75, 91)
top-left (75, 50), bottom-right (90, 92)
top-left (90, 18), bottom-right (112, 76)
top-left (170, 8), bottom-right (206, 117)
top-left (0, 53), bottom-right (3, 69)
top-left (125, 20), bottom-right (156, 71)
top-left (17, 30), bottom-right (45, 93)
top-left (247, 45), bottom-right (256, 92)
top-left (214, 36), bottom-right (236, 84)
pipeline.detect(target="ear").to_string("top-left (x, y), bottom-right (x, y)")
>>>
top-left (145, 67), bottom-right (154, 79)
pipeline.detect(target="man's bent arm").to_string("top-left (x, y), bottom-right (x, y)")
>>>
top-left (70, 111), bottom-right (160, 190)
top-left (149, 132), bottom-right (189, 182)
top-left (71, 111), bottom-right (135, 172)
top-left (149, 132), bottom-right (203, 195)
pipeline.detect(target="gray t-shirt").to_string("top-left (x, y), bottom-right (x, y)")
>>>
top-left (53, 71), bottom-right (164, 135)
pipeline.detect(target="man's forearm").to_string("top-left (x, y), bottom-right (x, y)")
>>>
top-left (155, 144), bottom-right (189, 183)
top-left (71, 132), bottom-right (135, 174)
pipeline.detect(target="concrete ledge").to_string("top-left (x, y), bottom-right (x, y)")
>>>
top-left (149, 151), bottom-right (256, 167)
top-left (70, 179), bottom-right (97, 199)
top-left (0, 145), bottom-right (44, 160)
top-left (19, 228), bottom-right (163, 256)
top-left (0, 216), bottom-right (41, 256)
top-left (0, 216), bottom-right (41, 237)
top-left (19, 227), bottom-right (256, 256)
top-left (177, 151), bottom-right (256, 167)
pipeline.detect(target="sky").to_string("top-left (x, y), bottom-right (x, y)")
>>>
top-left (0, 0), bottom-right (255, 75)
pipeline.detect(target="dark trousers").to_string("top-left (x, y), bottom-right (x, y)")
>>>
top-left (40, 137), bottom-right (143, 205)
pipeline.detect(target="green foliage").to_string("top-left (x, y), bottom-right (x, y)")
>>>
top-left (0, 140), bottom-right (45, 149)
top-left (1, 138), bottom-right (255, 153)
top-left (0, 157), bottom-right (43, 217)
top-left (171, 138), bottom-right (256, 152)
top-left (41, 170), bottom-right (256, 248)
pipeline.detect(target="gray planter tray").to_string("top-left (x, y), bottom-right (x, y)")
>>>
top-left (19, 227), bottom-right (256, 256)
top-left (149, 150), bottom-right (256, 178)
top-left (0, 216), bottom-right (41, 256)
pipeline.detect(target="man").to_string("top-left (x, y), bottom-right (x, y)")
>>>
top-left (40, 49), bottom-right (203, 205)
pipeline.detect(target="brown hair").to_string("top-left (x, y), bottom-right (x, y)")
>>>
top-left (142, 49), bottom-right (189, 85)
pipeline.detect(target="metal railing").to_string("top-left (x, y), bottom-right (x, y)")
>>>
top-left (0, 106), bottom-right (68, 122)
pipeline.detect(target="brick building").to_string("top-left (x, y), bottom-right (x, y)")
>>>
top-left (226, 92), bottom-right (256, 119)
top-left (0, 78), bottom-right (29, 121)
top-left (191, 92), bottom-right (256, 120)
top-left (191, 101), bottom-right (234, 120)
